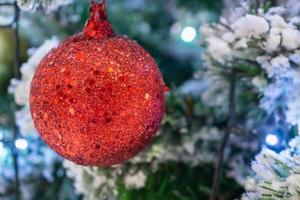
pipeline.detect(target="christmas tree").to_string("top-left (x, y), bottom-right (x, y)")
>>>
top-left (1, 0), bottom-right (300, 200)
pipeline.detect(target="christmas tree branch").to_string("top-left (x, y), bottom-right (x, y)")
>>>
top-left (11, 2), bottom-right (21, 200)
top-left (210, 69), bottom-right (236, 200)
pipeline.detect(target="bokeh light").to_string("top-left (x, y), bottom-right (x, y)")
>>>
top-left (15, 138), bottom-right (28, 150)
top-left (265, 134), bottom-right (279, 146)
top-left (181, 26), bottom-right (196, 43)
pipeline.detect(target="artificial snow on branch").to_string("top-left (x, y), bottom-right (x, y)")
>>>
top-left (201, 3), bottom-right (300, 125)
top-left (17, 0), bottom-right (73, 13)
top-left (243, 136), bottom-right (300, 200)
top-left (4, 38), bottom-right (61, 199)
top-left (200, 2), bottom-right (300, 199)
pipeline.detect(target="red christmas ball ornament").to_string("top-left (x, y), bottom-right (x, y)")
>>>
top-left (30, 0), bottom-right (166, 166)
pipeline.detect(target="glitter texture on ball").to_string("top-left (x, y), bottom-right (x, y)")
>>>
top-left (29, 0), bottom-right (166, 166)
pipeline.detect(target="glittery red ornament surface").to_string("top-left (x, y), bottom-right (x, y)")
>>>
top-left (29, 0), bottom-right (166, 166)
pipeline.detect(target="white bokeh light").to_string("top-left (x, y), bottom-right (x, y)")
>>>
top-left (181, 26), bottom-right (196, 43)
top-left (265, 134), bottom-right (279, 146)
top-left (15, 138), bottom-right (28, 150)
